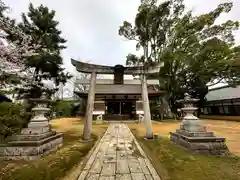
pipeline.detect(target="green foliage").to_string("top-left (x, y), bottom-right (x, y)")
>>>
top-left (0, 70), bottom-right (21, 88)
top-left (126, 54), bottom-right (144, 66)
top-left (17, 3), bottom-right (72, 98)
top-left (119, 0), bottom-right (240, 116)
top-left (0, 102), bottom-right (30, 138)
top-left (159, 2), bottom-right (240, 114)
top-left (1, 2), bottom-right (73, 139)
top-left (52, 100), bottom-right (74, 117)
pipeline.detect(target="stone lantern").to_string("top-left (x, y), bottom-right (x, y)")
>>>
top-left (0, 93), bottom-right (63, 160)
top-left (170, 93), bottom-right (229, 155)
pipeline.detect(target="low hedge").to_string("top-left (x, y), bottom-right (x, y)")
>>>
top-left (0, 102), bottom-right (30, 139)
top-left (52, 100), bottom-right (74, 117)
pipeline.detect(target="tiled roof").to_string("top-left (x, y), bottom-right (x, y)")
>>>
top-left (95, 84), bottom-right (157, 94)
top-left (71, 59), bottom-right (163, 75)
top-left (75, 84), bottom-right (162, 95)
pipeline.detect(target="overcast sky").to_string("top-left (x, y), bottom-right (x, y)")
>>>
top-left (5, 0), bottom-right (240, 96)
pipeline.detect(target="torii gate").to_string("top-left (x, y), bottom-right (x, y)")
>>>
top-left (71, 59), bottom-right (164, 140)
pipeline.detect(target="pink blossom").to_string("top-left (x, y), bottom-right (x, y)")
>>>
top-left (0, 16), bottom-right (39, 71)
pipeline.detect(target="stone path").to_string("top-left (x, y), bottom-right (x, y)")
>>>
top-left (78, 124), bottom-right (161, 180)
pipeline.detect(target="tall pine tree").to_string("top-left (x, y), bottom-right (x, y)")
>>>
top-left (19, 3), bottom-right (71, 98)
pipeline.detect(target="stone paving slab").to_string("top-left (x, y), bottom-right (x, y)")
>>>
top-left (77, 124), bottom-right (161, 180)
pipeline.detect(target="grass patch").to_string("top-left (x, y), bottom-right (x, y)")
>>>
top-left (128, 121), bottom-right (240, 156)
top-left (131, 128), bottom-right (240, 180)
top-left (0, 118), bottom-right (108, 180)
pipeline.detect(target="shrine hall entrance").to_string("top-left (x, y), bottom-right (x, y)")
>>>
top-left (105, 101), bottom-right (136, 120)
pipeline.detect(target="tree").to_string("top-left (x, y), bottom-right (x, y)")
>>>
top-left (159, 2), bottom-right (240, 115)
top-left (119, 0), bottom-right (240, 117)
top-left (18, 3), bottom-right (71, 99)
top-left (119, 0), bottom-right (185, 119)
top-left (0, 0), bottom-right (37, 92)
top-left (0, 1), bottom-right (39, 139)
top-left (119, 1), bottom-right (166, 138)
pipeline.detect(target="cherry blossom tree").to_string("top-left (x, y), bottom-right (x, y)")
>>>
top-left (0, 1), bottom-right (38, 90)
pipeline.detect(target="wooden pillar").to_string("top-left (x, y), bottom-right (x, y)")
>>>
top-left (221, 100), bottom-right (225, 115)
top-left (119, 102), bottom-right (122, 115)
top-left (141, 74), bottom-right (153, 139)
top-left (82, 71), bottom-right (96, 141)
top-left (231, 99), bottom-right (236, 115)
top-left (104, 97), bottom-right (107, 115)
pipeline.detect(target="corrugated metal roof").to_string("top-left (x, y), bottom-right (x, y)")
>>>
top-left (206, 85), bottom-right (240, 101)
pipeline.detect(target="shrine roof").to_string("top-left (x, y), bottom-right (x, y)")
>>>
top-left (71, 59), bottom-right (163, 75)
top-left (75, 84), bottom-right (164, 96)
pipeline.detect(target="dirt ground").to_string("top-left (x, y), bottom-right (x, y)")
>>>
top-left (51, 118), bottom-right (240, 156)
top-left (128, 120), bottom-right (240, 156)
top-left (51, 117), bottom-right (108, 135)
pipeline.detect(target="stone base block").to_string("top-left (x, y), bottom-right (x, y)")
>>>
top-left (7, 131), bottom-right (57, 141)
top-left (176, 129), bottom-right (214, 137)
top-left (170, 132), bottom-right (229, 155)
top-left (0, 133), bottom-right (63, 160)
top-left (21, 126), bottom-right (51, 135)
